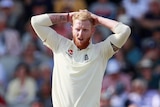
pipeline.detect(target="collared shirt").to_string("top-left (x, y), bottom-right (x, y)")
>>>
top-left (43, 29), bottom-right (115, 107)
top-left (31, 14), bottom-right (131, 107)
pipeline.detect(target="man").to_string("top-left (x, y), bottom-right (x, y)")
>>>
top-left (31, 10), bottom-right (131, 107)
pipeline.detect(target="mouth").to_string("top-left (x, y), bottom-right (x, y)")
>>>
top-left (78, 38), bottom-right (83, 41)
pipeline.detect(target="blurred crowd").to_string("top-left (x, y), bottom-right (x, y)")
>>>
top-left (0, 0), bottom-right (159, 107)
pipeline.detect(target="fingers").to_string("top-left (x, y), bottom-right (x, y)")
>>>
top-left (68, 11), bottom-right (78, 23)
top-left (77, 9), bottom-right (99, 26)
top-left (79, 9), bottom-right (88, 12)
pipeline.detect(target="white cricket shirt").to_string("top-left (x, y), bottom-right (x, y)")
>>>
top-left (31, 14), bottom-right (131, 107)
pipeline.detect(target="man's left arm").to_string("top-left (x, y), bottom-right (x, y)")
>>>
top-left (91, 13), bottom-right (131, 52)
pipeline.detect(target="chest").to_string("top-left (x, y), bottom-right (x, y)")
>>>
top-left (64, 48), bottom-right (93, 63)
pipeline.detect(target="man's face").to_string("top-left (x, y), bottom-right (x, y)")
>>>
top-left (72, 19), bottom-right (94, 49)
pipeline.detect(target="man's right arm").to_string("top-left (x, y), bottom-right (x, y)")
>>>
top-left (31, 13), bottom-right (69, 50)
top-left (31, 13), bottom-right (68, 41)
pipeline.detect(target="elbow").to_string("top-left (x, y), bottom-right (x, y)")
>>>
top-left (113, 23), bottom-right (131, 37)
top-left (31, 16), bottom-right (38, 27)
top-left (31, 16), bottom-right (36, 26)
top-left (123, 25), bottom-right (131, 37)
top-left (125, 25), bottom-right (131, 37)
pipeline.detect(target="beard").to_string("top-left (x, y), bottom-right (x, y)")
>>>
top-left (73, 37), bottom-right (91, 50)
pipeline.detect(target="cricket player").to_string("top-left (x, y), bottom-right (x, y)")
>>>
top-left (31, 9), bottom-right (131, 107)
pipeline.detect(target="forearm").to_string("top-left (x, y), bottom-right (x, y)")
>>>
top-left (31, 13), bottom-right (69, 40)
top-left (95, 15), bottom-right (131, 48)
top-left (48, 13), bottom-right (68, 24)
top-left (97, 16), bottom-right (119, 31)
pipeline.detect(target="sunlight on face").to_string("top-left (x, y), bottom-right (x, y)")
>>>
top-left (72, 19), bottom-right (94, 49)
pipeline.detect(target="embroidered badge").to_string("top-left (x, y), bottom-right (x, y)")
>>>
top-left (66, 49), bottom-right (73, 57)
top-left (68, 49), bottom-right (73, 55)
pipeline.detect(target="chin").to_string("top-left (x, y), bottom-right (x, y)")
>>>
top-left (77, 43), bottom-right (83, 48)
top-left (74, 39), bottom-right (90, 49)
top-left (74, 42), bottom-right (83, 49)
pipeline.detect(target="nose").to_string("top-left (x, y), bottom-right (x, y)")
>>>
top-left (78, 30), bottom-right (83, 39)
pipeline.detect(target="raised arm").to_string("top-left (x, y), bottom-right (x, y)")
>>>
top-left (31, 13), bottom-right (71, 50)
top-left (90, 11), bottom-right (131, 51)
top-left (31, 13), bottom-right (69, 41)
top-left (31, 12), bottom-right (78, 40)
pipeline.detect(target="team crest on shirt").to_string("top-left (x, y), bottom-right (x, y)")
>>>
top-left (84, 54), bottom-right (89, 60)
top-left (66, 49), bottom-right (73, 57)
